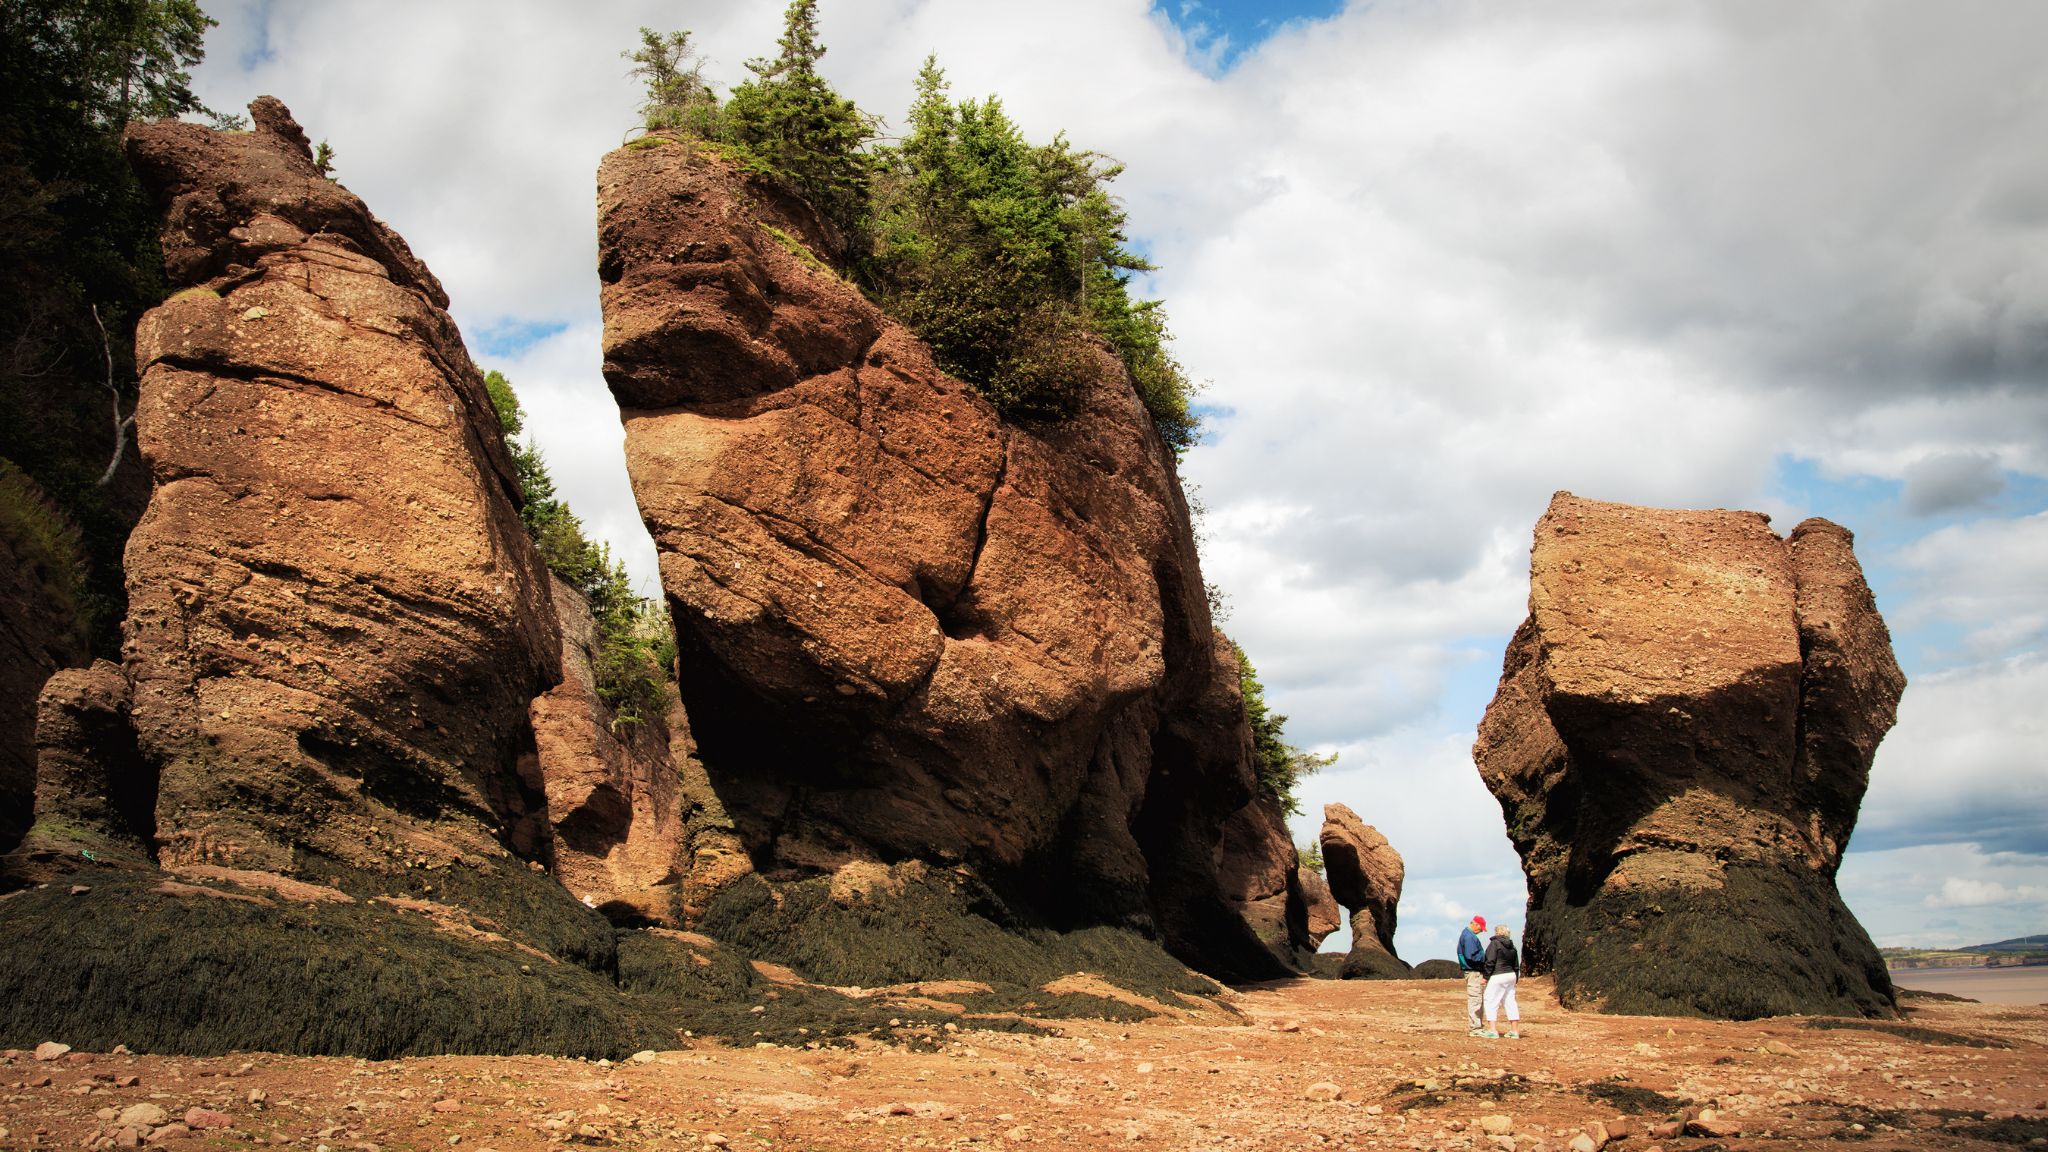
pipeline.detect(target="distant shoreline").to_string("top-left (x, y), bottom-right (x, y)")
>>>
top-left (1887, 965), bottom-right (2048, 1006)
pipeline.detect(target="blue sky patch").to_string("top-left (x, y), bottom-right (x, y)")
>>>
top-left (472, 318), bottom-right (569, 360)
top-left (1155, 0), bottom-right (1347, 71)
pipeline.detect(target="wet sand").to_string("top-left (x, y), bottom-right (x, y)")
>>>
top-left (1891, 964), bottom-right (2048, 1005)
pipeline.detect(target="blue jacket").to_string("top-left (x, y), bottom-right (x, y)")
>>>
top-left (1457, 927), bottom-right (1485, 972)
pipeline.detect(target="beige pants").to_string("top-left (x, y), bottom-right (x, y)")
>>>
top-left (1465, 971), bottom-right (1485, 1029)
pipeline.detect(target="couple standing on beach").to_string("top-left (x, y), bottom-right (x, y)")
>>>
top-left (1457, 915), bottom-right (1520, 1038)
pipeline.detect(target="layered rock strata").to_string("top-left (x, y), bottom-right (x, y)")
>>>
top-left (597, 137), bottom-right (1299, 979)
top-left (1320, 803), bottom-right (1409, 978)
top-left (114, 97), bottom-right (562, 877)
top-left (1475, 492), bottom-right (1904, 1019)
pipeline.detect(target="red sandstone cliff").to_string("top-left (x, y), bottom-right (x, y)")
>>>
top-left (42, 97), bottom-right (567, 883)
top-left (596, 137), bottom-right (1301, 980)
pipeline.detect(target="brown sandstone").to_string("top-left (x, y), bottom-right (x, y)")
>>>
top-left (596, 138), bottom-right (1295, 978)
top-left (112, 97), bottom-right (562, 878)
top-left (1320, 802), bottom-right (1409, 978)
top-left (1298, 863), bottom-right (1342, 949)
top-left (1475, 491), bottom-right (1903, 1019)
top-left (529, 575), bottom-right (685, 923)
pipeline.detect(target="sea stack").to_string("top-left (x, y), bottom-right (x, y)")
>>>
top-left (1475, 492), bottom-right (1904, 1019)
top-left (1320, 803), bottom-right (1409, 978)
top-left (595, 136), bottom-right (1304, 981)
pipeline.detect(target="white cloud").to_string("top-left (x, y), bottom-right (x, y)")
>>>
top-left (1857, 653), bottom-right (2048, 856)
top-left (1888, 514), bottom-right (2048, 664)
top-left (1925, 877), bottom-right (2046, 909)
top-left (1841, 843), bottom-right (2048, 948)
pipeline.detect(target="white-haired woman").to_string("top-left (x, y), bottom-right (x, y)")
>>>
top-left (1480, 924), bottom-right (1521, 1039)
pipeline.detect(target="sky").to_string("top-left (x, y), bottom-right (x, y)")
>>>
top-left (185, 0), bottom-right (2048, 964)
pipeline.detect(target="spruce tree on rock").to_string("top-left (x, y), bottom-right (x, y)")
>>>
top-left (720, 0), bottom-right (873, 240)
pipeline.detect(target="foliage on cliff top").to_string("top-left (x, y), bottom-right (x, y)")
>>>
top-left (1236, 642), bottom-right (1335, 816)
top-left (0, 0), bottom-right (228, 657)
top-left (623, 3), bottom-right (1201, 455)
top-left (486, 370), bottom-right (674, 727)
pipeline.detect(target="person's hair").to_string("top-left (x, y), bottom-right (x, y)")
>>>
top-left (1493, 925), bottom-right (1511, 937)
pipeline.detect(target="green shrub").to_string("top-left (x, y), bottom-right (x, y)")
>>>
top-left (860, 59), bottom-right (1203, 451)
top-left (615, 21), bottom-right (1203, 453)
top-left (487, 371), bottom-right (675, 728)
top-left (1235, 643), bottom-right (1334, 816)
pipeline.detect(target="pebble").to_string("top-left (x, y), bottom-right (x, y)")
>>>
top-left (431, 1099), bottom-right (462, 1113)
top-left (702, 1136), bottom-right (728, 1148)
top-left (184, 1108), bottom-right (233, 1130)
top-left (117, 1103), bottom-right (169, 1128)
top-left (630, 1051), bottom-right (658, 1064)
top-left (1479, 1115), bottom-right (1514, 1135)
top-left (33, 1042), bottom-right (72, 1062)
top-left (1569, 1135), bottom-right (1598, 1152)
top-left (1301, 1082), bottom-right (1344, 1102)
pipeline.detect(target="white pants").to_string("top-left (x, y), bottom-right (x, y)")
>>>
top-left (1484, 972), bottom-right (1519, 1026)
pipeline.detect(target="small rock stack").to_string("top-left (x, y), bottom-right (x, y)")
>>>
top-left (1320, 803), bottom-right (1410, 978)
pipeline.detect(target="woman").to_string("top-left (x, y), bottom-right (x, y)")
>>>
top-left (1480, 924), bottom-right (1521, 1039)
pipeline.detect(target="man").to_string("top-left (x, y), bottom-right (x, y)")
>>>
top-left (1457, 915), bottom-right (1487, 1035)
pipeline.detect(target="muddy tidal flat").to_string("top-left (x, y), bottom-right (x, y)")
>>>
top-left (1887, 966), bottom-right (2048, 1006)
top-left (3, 976), bottom-right (2046, 1151)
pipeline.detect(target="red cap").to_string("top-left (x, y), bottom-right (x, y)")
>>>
top-left (1472, 916), bottom-right (1486, 929)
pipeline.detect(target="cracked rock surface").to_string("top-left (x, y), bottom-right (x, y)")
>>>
top-left (597, 140), bottom-right (1295, 979)
top-left (1475, 491), bottom-right (1904, 1019)
top-left (115, 98), bottom-right (562, 878)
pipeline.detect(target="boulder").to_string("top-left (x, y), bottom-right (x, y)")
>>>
top-left (117, 97), bottom-right (562, 878)
top-left (1320, 803), bottom-right (1408, 978)
top-left (530, 575), bottom-right (687, 924)
top-left (0, 99), bottom-right (662, 1058)
top-left (596, 139), bottom-right (1294, 979)
top-left (1475, 492), bottom-right (1903, 1019)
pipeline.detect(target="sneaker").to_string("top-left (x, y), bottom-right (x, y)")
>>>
top-left (1478, 1030), bottom-right (1500, 1039)
top-left (1504, 1030), bottom-right (1520, 1039)
top-left (1467, 1028), bottom-right (1487, 1037)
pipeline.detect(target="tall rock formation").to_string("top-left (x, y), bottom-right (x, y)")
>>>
top-left (1475, 492), bottom-right (1904, 1019)
top-left (1320, 803), bottom-right (1409, 978)
top-left (110, 97), bottom-right (563, 879)
top-left (596, 137), bottom-right (1298, 981)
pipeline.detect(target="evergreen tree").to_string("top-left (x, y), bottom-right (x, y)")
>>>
top-left (1235, 643), bottom-right (1335, 816)
top-left (865, 58), bottom-right (1201, 448)
top-left (720, 0), bottom-right (874, 238)
top-left (0, 0), bottom-right (222, 655)
top-left (623, 26), bottom-right (718, 136)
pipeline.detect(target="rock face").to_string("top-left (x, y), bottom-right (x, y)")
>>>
top-left (530, 575), bottom-right (686, 923)
top-left (1320, 803), bottom-right (1409, 979)
top-left (23, 662), bottom-right (152, 861)
top-left (115, 97), bottom-right (563, 879)
top-left (596, 138), bottom-right (1297, 979)
top-left (1475, 492), bottom-right (1904, 1019)
top-left (1298, 866), bottom-right (1342, 951)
